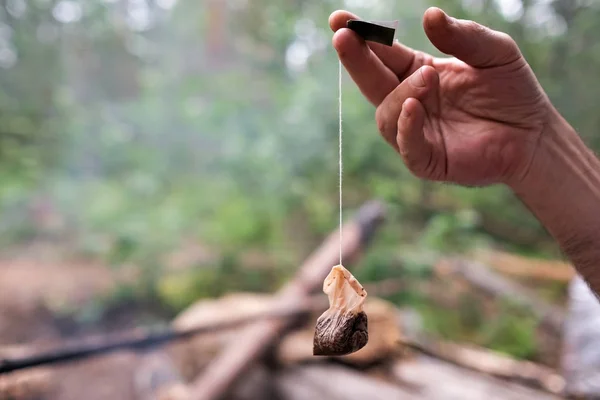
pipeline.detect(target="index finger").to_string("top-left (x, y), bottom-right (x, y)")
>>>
top-left (329, 10), bottom-right (420, 80)
top-left (329, 10), bottom-right (399, 106)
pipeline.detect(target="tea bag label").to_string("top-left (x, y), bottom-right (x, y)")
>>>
top-left (347, 19), bottom-right (398, 47)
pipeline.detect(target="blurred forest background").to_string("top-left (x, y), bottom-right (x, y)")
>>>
top-left (0, 0), bottom-right (594, 366)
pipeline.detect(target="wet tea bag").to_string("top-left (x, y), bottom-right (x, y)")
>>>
top-left (313, 265), bottom-right (368, 356)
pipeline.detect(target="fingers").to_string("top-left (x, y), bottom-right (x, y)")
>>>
top-left (330, 11), bottom-right (399, 106)
top-left (423, 7), bottom-right (522, 68)
top-left (397, 98), bottom-right (434, 178)
top-left (368, 41), bottom-right (424, 80)
top-left (376, 66), bottom-right (439, 178)
top-left (376, 66), bottom-right (439, 151)
top-left (330, 10), bottom-right (426, 78)
top-left (332, 28), bottom-right (399, 106)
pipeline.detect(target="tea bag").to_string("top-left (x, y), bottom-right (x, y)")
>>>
top-left (313, 265), bottom-right (368, 356)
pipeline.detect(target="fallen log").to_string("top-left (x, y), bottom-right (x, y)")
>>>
top-left (393, 355), bottom-right (563, 400)
top-left (472, 249), bottom-right (574, 283)
top-left (187, 200), bottom-right (386, 400)
top-left (435, 258), bottom-right (565, 335)
top-left (276, 363), bottom-right (420, 400)
top-left (398, 336), bottom-right (566, 395)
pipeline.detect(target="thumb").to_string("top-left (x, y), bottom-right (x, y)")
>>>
top-left (423, 7), bottom-right (522, 68)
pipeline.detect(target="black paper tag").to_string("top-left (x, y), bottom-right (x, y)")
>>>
top-left (346, 19), bottom-right (398, 47)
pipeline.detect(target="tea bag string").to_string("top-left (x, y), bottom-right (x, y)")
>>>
top-left (337, 20), bottom-right (397, 266)
top-left (338, 60), bottom-right (343, 265)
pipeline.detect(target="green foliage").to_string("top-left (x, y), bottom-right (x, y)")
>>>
top-left (479, 310), bottom-right (538, 360)
top-left (419, 209), bottom-right (484, 253)
top-left (357, 251), bottom-right (404, 283)
top-left (157, 253), bottom-right (287, 312)
top-left (419, 296), bottom-right (539, 360)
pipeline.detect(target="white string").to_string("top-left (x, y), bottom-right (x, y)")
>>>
top-left (338, 60), bottom-right (343, 265)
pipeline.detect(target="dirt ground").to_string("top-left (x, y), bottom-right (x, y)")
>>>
top-left (0, 243), bottom-right (169, 400)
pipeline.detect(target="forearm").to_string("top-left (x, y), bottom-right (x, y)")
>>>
top-left (509, 107), bottom-right (600, 295)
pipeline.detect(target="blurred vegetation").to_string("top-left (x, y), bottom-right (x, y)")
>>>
top-left (0, 0), bottom-right (596, 361)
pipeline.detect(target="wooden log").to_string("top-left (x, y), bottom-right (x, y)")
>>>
top-left (0, 367), bottom-right (56, 400)
top-left (399, 337), bottom-right (566, 395)
top-left (472, 249), bottom-right (574, 283)
top-left (187, 200), bottom-right (386, 400)
top-left (136, 282), bottom-right (411, 399)
top-left (393, 355), bottom-right (564, 400)
top-left (435, 258), bottom-right (565, 335)
top-left (275, 363), bottom-right (420, 400)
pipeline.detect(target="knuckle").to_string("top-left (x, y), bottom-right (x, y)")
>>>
top-left (468, 20), bottom-right (487, 35)
top-left (413, 51), bottom-right (434, 68)
top-left (375, 105), bottom-right (396, 140)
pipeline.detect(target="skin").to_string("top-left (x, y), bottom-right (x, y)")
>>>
top-left (329, 7), bottom-right (600, 296)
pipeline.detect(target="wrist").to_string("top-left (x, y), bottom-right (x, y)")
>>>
top-left (507, 106), bottom-right (600, 291)
top-left (508, 107), bottom-right (600, 200)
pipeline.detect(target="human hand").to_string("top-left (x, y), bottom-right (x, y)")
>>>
top-left (329, 7), bottom-right (552, 187)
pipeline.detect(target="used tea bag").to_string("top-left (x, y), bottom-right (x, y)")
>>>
top-left (313, 265), bottom-right (368, 356)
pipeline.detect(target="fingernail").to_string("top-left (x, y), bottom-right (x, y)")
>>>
top-left (410, 68), bottom-right (426, 88)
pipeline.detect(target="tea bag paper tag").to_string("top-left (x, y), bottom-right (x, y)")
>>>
top-left (347, 19), bottom-right (398, 47)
